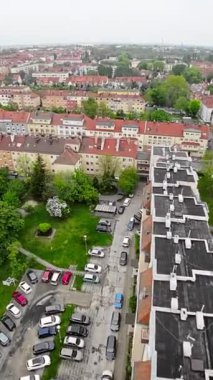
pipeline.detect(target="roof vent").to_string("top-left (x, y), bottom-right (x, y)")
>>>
top-left (163, 180), bottom-right (167, 190)
top-left (175, 253), bottom-right (181, 264)
top-left (167, 230), bottom-right (172, 240)
top-left (169, 193), bottom-right (174, 201)
top-left (170, 272), bottom-right (177, 290)
top-left (172, 154), bottom-right (176, 160)
top-left (165, 213), bottom-right (171, 228)
top-left (171, 297), bottom-right (178, 311)
top-left (174, 166), bottom-right (178, 173)
top-left (183, 341), bottom-right (192, 357)
top-left (174, 234), bottom-right (179, 244)
top-left (180, 308), bottom-right (188, 321)
top-left (178, 194), bottom-right (183, 203)
top-left (166, 154), bottom-right (169, 159)
top-left (170, 203), bottom-right (175, 212)
top-left (167, 172), bottom-right (171, 179)
top-left (185, 238), bottom-right (192, 249)
top-left (196, 311), bottom-right (205, 330)
top-left (163, 189), bottom-right (168, 195)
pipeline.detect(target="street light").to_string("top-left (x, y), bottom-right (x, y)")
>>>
top-left (83, 235), bottom-right (87, 254)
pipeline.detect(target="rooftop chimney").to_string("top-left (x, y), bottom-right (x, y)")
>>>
top-left (116, 138), bottom-right (120, 152)
top-left (101, 137), bottom-right (105, 151)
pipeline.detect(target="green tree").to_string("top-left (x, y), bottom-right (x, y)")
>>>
top-left (98, 65), bottom-right (113, 78)
top-left (183, 66), bottom-right (203, 84)
top-left (7, 241), bottom-right (27, 279)
top-left (30, 155), bottom-right (47, 201)
top-left (175, 96), bottom-right (189, 112)
top-left (208, 84), bottom-right (213, 95)
top-left (16, 154), bottom-right (34, 177)
top-left (118, 167), bottom-right (138, 195)
top-left (0, 167), bottom-right (9, 198)
top-left (82, 98), bottom-right (98, 119)
top-left (172, 64), bottom-right (187, 76)
top-left (188, 99), bottom-right (201, 118)
top-left (99, 155), bottom-right (120, 193)
top-left (163, 75), bottom-right (189, 107)
top-left (147, 109), bottom-right (172, 122)
top-left (153, 60), bottom-right (164, 72)
top-left (145, 83), bottom-right (167, 106)
top-left (0, 201), bottom-right (24, 263)
top-left (138, 61), bottom-right (149, 70)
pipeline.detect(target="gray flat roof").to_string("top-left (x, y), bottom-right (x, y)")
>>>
top-left (153, 167), bottom-right (195, 184)
top-left (153, 146), bottom-right (188, 158)
top-left (154, 220), bottom-right (212, 241)
top-left (95, 204), bottom-right (117, 213)
top-left (152, 185), bottom-right (195, 197)
top-left (154, 195), bottom-right (206, 219)
top-left (154, 237), bottom-right (213, 277)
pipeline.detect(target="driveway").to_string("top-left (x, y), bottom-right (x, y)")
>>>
top-left (57, 182), bottom-right (145, 380)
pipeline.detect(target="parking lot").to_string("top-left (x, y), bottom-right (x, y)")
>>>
top-left (0, 181), bottom-right (145, 380)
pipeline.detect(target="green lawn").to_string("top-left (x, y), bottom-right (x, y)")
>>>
top-left (42, 305), bottom-right (74, 380)
top-left (20, 204), bottom-right (112, 269)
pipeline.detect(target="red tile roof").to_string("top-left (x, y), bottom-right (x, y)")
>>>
top-left (201, 95), bottom-right (213, 108)
top-left (80, 136), bottom-right (138, 158)
top-left (133, 361), bottom-right (151, 380)
top-left (54, 149), bottom-right (80, 165)
top-left (0, 110), bottom-right (30, 123)
top-left (66, 75), bottom-right (108, 84)
top-left (137, 268), bottom-right (152, 325)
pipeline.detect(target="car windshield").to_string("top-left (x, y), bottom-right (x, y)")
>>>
top-left (33, 357), bottom-right (44, 365)
top-left (0, 333), bottom-right (7, 342)
top-left (72, 350), bottom-right (77, 358)
top-left (76, 338), bottom-right (80, 345)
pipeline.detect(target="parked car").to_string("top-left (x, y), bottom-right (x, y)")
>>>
top-left (67, 324), bottom-right (88, 337)
top-left (33, 341), bottom-right (55, 355)
top-left (134, 212), bottom-right (142, 222)
top-left (26, 270), bottom-right (38, 284)
top-left (39, 315), bottom-right (61, 328)
top-left (19, 281), bottom-right (32, 295)
top-left (26, 355), bottom-right (51, 371)
top-left (119, 251), bottom-right (127, 266)
top-left (20, 376), bottom-right (40, 380)
top-left (106, 335), bottom-right (117, 360)
top-left (96, 225), bottom-right (109, 232)
top-left (61, 271), bottom-right (72, 285)
top-left (6, 303), bottom-right (21, 319)
top-left (41, 269), bottom-right (53, 283)
top-left (12, 291), bottom-right (28, 306)
top-left (127, 217), bottom-right (135, 231)
top-left (88, 248), bottom-right (105, 258)
top-left (45, 304), bottom-right (64, 315)
top-left (101, 370), bottom-right (113, 380)
top-left (98, 219), bottom-right (111, 227)
top-left (122, 236), bottom-right (130, 248)
top-left (110, 311), bottom-right (121, 332)
top-left (70, 312), bottom-right (90, 325)
top-left (0, 331), bottom-right (10, 346)
top-left (50, 271), bottom-right (61, 285)
top-left (63, 336), bottom-right (85, 348)
top-left (123, 198), bottom-right (131, 207)
top-left (60, 347), bottom-right (83, 361)
top-left (1, 315), bottom-right (16, 331)
top-left (114, 293), bottom-right (124, 309)
top-left (118, 205), bottom-right (125, 214)
top-left (38, 326), bottom-right (57, 339)
top-left (83, 273), bottom-right (100, 283)
top-left (84, 263), bottom-right (102, 273)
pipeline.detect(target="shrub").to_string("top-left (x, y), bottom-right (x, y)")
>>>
top-left (129, 295), bottom-right (137, 313)
top-left (38, 223), bottom-right (52, 234)
top-left (46, 196), bottom-right (70, 218)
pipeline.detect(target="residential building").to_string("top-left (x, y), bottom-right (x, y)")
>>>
top-left (131, 146), bottom-right (213, 380)
top-left (0, 87), bottom-right (40, 110)
top-left (200, 96), bottom-right (213, 124)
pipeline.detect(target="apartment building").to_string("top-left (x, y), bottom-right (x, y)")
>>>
top-left (0, 87), bottom-right (40, 110)
top-left (131, 146), bottom-right (213, 380)
top-left (0, 110), bottom-right (209, 157)
top-left (66, 75), bottom-right (108, 87)
top-left (40, 90), bottom-right (77, 110)
top-left (200, 96), bottom-right (213, 124)
top-left (0, 110), bottom-right (30, 135)
top-left (32, 72), bottom-right (70, 82)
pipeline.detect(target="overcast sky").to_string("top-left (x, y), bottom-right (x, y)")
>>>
top-left (1, 0), bottom-right (212, 46)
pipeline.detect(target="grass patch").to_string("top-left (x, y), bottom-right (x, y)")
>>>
top-left (42, 305), bottom-right (74, 380)
top-left (20, 204), bottom-right (112, 269)
top-left (74, 275), bottom-right (84, 290)
top-left (134, 234), bottom-right (140, 258)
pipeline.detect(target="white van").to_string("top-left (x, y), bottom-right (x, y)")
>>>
top-left (83, 274), bottom-right (100, 284)
top-left (50, 271), bottom-right (61, 285)
top-left (123, 198), bottom-right (131, 207)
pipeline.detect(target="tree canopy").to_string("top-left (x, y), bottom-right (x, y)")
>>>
top-left (30, 155), bottom-right (48, 201)
top-left (182, 66), bottom-right (203, 84)
top-left (118, 167), bottom-right (138, 195)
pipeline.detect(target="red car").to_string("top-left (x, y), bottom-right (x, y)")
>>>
top-left (12, 291), bottom-right (28, 307)
top-left (42, 269), bottom-right (53, 283)
top-left (62, 271), bottom-right (72, 285)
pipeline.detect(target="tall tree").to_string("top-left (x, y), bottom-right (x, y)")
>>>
top-left (0, 167), bottom-right (9, 198)
top-left (30, 155), bottom-right (47, 200)
top-left (172, 64), bottom-right (187, 76)
top-left (82, 98), bottom-right (98, 119)
top-left (183, 67), bottom-right (203, 84)
top-left (118, 167), bottom-right (138, 195)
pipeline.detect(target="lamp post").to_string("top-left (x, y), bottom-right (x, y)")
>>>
top-left (83, 235), bottom-right (87, 254)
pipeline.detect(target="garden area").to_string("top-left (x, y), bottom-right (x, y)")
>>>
top-left (20, 203), bottom-right (112, 269)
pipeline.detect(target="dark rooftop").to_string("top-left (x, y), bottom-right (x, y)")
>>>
top-left (153, 167), bottom-right (196, 184)
top-left (156, 311), bottom-right (213, 380)
top-left (153, 146), bottom-right (188, 158)
top-left (154, 195), bottom-right (207, 219)
top-left (156, 158), bottom-right (191, 168)
top-left (154, 237), bottom-right (213, 277)
top-left (154, 274), bottom-right (213, 313)
top-left (137, 151), bottom-right (151, 161)
top-left (154, 219), bottom-right (212, 241)
top-left (152, 185), bottom-right (195, 197)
